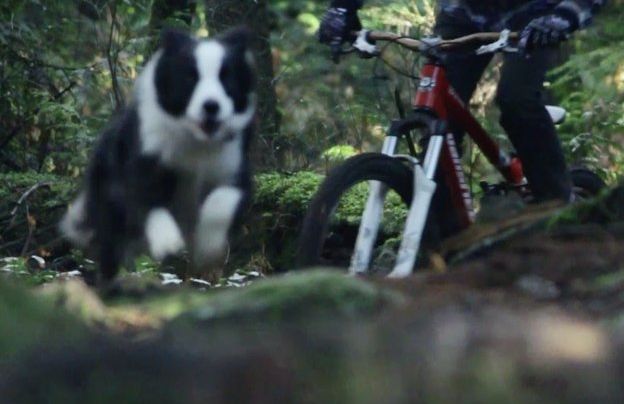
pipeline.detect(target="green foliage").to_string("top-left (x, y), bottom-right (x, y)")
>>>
top-left (1, 258), bottom-right (60, 286)
top-left (240, 170), bottom-right (406, 271)
top-left (0, 171), bottom-right (75, 209)
top-left (342, 183), bottom-right (406, 234)
top-left (270, 0), bottom-right (435, 169)
top-left (255, 171), bottom-right (323, 216)
top-left (2, 0), bottom-right (622, 274)
top-left (549, 5), bottom-right (624, 181)
top-left (254, 170), bottom-right (406, 231)
top-left (0, 171), bottom-right (76, 256)
top-left (549, 182), bottom-right (624, 227)
top-left (0, 0), bottom-right (152, 176)
top-left (321, 144), bottom-right (358, 163)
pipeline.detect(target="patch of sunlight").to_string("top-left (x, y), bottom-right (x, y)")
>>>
top-left (529, 315), bottom-right (608, 364)
top-left (344, 85), bottom-right (354, 99)
top-left (364, 1), bottom-right (435, 31)
top-left (614, 63), bottom-right (624, 92)
top-left (322, 144), bottom-right (358, 162)
top-left (118, 291), bottom-right (214, 322)
top-left (298, 13), bottom-right (320, 35)
top-left (370, 124), bottom-right (385, 139)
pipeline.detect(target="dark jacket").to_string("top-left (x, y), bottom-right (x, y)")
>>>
top-left (332, 0), bottom-right (606, 29)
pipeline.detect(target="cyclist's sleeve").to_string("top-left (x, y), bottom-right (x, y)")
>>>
top-left (556, 0), bottom-right (607, 29)
top-left (330, 0), bottom-right (364, 10)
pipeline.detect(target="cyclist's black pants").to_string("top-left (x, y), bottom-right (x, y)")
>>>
top-left (434, 11), bottom-right (573, 203)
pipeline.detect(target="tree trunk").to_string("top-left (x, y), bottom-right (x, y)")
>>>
top-left (204, 0), bottom-right (281, 169)
top-left (148, 0), bottom-right (196, 51)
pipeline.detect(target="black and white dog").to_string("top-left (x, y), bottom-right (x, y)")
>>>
top-left (60, 28), bottom-right (255, 281)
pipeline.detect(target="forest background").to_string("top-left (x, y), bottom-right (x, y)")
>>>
top-left (1, 0), bottom-right (623, 274)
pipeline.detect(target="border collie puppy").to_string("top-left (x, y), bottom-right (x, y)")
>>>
top-left (60, 28), bottom-right (255, 281)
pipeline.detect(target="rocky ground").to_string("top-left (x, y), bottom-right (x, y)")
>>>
top-left (1, 186), bottom-right (624, 403)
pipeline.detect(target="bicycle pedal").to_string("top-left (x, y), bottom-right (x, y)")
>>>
top-left (477, 192), bottom-right (526, 223)
top-left (480, 181), bottom-right (507, 196)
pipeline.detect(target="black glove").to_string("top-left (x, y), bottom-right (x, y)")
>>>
top-left (520, 13), bottom-right (577, 51)
top-left (319, 7), bottom-right (362, 58)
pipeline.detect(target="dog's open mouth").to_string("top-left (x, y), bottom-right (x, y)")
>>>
top-left (200, 119), bottom-right (221, 136)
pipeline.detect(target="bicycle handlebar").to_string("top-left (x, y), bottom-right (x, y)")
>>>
top-left (364, 31), bottom-right (519, 51)
top-left (349, 30), bottom-right (520, 59)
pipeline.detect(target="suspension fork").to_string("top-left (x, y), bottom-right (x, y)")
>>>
top-left (349, 135), bottom-right (398, 274)
top-left (349, 116), bottom-right (446, 276)
top-left (389, 135), bottom-right (443, 278)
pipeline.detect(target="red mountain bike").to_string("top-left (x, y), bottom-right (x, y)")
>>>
top-left (297, 29), bottom-right (604, 277)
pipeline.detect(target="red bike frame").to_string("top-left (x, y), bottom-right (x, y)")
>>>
top-left (413, 62), bottom-right (525, 229)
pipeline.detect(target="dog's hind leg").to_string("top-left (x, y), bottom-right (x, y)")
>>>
top-left (96, 205), bottom-right (126, 282)
top-left (193, 186), bottom-right (243, 274)
top-left (98, 239), bottom-right (123, 281)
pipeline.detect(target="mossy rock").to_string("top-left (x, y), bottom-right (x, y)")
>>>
top-left (173, 269), bottom-right (406, 325)
top-left (550, 183), bottom-right (624, 227)
top-left (0, 280), bottom-right (88, 359)
top-left (1, 338), bottom-right (299, 404)
top-left (238, 171), bottom-right (408, 272)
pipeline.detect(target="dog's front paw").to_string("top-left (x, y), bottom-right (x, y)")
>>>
top-left (59, 192), bottom-right (94, 247)
top-left (145, 208), bottom-right (186, 260)
top-left (193, 186), bottom-right (243, 272)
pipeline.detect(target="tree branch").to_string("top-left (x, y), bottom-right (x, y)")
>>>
top-left (106, 2), bottom-right (125, 109)
top-left (10, 182), bottom-right (53, 218)
top-left (0, 81), bottom-right (78, 157)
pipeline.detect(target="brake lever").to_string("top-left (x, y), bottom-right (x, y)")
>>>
top-left (352, 30), bottom-right (380, 58)
top-left (476, 29), bottom-right (518, 55)
top-left (419, 36), bottom-right (442, 50)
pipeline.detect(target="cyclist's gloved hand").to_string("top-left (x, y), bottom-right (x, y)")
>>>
top-left (319, 2), bottom-right (363, 62)
top-left (520, 12), bottom-right (577, 52)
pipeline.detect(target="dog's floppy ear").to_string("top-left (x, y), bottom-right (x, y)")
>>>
top-left (218, 26), bottom-right (254, 51)
top-left (160, 28), bottom-right (193, 52)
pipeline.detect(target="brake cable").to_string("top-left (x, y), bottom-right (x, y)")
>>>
top-left (372, 36), bottom-right (421, 81)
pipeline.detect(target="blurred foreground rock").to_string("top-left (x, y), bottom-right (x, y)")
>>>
top-left (2, 186), bottom-right (624, 403)
top-left (0, 269), bottom-right (623, 403)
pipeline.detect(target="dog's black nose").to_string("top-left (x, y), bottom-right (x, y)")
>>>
top-left (203, 101), bottom-right (220, 117)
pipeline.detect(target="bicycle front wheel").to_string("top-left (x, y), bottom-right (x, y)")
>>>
top-left (296, 153), bottom-right (418, 272)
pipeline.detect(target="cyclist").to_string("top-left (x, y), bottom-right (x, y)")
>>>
top-left (319, 0), bottom-right (606, 203)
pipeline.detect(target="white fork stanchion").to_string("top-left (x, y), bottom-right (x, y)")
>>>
top-left (389, 135), bottom-right (444, 278)
top-left (388, 165), bottom-right (436, 278)
top-left (348, 136), bottom-right (398, 275)
top-left (349, 180), bottom-right (388, 274)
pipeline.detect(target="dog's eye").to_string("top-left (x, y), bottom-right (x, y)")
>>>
top-left (219, 67), bottom-right (229, 82)
top-left (184, 68), bottom-right (199, 85)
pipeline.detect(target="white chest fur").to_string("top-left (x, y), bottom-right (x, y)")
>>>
top-left (139, 119), bottom-right (243, 184)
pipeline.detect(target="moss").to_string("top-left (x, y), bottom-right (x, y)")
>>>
top-left (255, 171), bottom-right (406, 228)
top-left (243, 171), bottom-right (408, 271)
top-left (255, 171), bottom-right (323, 215)
top-left (174, 269), bottom-right (406, 325)
top-left (549, 184), bottom-right (624, 227)
top-left (0, 171), bottom-right (76, 208)
top-left (586, 269), bottom-right (624, 293)
top-left (0, 280), bottom-right (87, 359)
